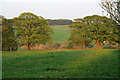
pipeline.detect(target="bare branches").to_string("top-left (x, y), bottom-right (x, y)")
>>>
top-left (100, 0), bottom-right (120, 24)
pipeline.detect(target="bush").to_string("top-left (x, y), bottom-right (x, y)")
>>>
top-left (103, 46), bottom-right (117, 49)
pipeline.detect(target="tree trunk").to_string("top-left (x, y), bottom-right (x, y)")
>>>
top-left (83, 41), bottom-right (85, 49)
top-left (10, 47), bottom-right (12, 51)
top-left (96, 40), bottom-right (100, 49)
top-left (26, 27), bottom-right (30, 51)
top-left (27, 43), bottom-right (30, 51)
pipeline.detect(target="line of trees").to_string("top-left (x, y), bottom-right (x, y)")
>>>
top-left (68, 15), bottom-right (118, 49)
top-left (2, 14), bottom-right (119, 51)
top-left (46, 19), bottom-right (72, 25)
top-left (2, 0), bottom-right (119, 51)
top-left (68, 0), bottom-right (119, 49)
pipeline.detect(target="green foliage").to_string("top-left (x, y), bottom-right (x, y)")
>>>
top-left (13, 12), bottom-right (53, 50)
top-left (2, 19), bottom-right (18, 51)
top-left (68, 15), bottom-right (118, 48)
top-left (0, 15), bottom-right (4, 24)
top-left (2, 49), bottom-right (118, 78)
top-left (103, 46), bottom-right (117, 49)
top-left (19, 12), bottom-right (39, 19)
top-left (68, 19), bottom-right (92, 48)
top-left (2, 19), bottom-right (17, 51)
top-left (84, 15), bottom-right (118, 43)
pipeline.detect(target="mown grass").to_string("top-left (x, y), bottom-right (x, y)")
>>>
top-left (50, 25), bottom-right (71, 42)
top-left (2, 49), bottom-right (119, 78)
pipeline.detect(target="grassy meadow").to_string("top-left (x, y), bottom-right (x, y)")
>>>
top-left (50, 25), bottom-right (70, 42)
top-left (1, 0), bottom-right (119, 79)
top-left (2, 49), bottom-right (119, 78)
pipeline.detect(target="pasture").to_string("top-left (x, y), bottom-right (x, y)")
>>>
top-left (2, 49), bottom-right (118, 78)
top-left (50, 25), bottom-right (70, 42)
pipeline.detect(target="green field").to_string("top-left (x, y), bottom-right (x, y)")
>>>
top-left (2, 49), bottom-right (119, 78)
top-left (50, 25), bottom-right (71, 42)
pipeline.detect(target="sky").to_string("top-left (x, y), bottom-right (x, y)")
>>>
top-left (0, 0), bottom-right (103, 20)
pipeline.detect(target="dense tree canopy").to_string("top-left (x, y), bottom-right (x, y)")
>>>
top-left (13, 12), bottom-right (53, 50)
top-left (84, 15), bottom-right (118, 48)
top-left (68, 15), bottom-right (118, 49)
top-left (68, 19), bottom-right (91, 49)
top-left (0, 15), bottom-right (4, 25)
top-left (2, 18), bottom-right (17, 51)
top-left (1, 11), bottom-right (118, 51)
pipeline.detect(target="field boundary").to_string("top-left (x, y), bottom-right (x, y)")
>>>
top-left (1, 48), bottom-right (117, 52)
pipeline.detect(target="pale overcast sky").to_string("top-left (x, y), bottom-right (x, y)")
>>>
top-left (0, 0), bottom-right (103, 20)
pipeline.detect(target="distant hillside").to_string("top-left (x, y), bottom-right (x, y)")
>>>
top-left (46, 19), bottom-right (72, 25)
top-left (50, 25), bottom-right (71, 44)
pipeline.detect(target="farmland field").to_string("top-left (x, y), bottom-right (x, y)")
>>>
top-left (14, 25), bottom-right (71, 43)
top-left (2, 49), bottom-right (119, 78)
top-left (50, 25), bottom-right (71, 42)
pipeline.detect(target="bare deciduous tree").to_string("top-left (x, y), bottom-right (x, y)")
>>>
top-left (100, 0), bottom-right (120, 24)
